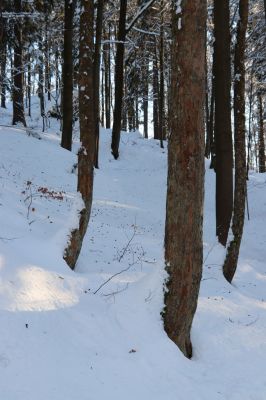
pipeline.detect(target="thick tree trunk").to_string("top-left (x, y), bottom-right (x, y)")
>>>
top-left (12, 0), bottom-right (26, 127)
top-left (213, 0), bottom-right (233, 246)
top-left (61, 0), bottom-right (74, 151)
top-left (258, 93), bottom-right (265, 173)
top-left (111, 0), bottom-right (127, 159)
top-left (223, 0), bottom-right (249, 283)
top-left (164, 0), bottom-right (206, 359)
top-left (63, 0), bottom-right (95, 270)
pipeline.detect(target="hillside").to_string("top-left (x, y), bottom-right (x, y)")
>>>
top-left (0, 106), bottom-right (265, 399)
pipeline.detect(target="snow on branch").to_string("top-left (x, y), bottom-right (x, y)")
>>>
top-left (126, 0), bottom-right (157, 34)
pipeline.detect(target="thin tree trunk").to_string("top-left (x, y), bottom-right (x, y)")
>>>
top-left (94, 0), bottom-right (104, 169)
top-left (104, 24), bottom-right (111, 129)
top-left (0, 38), bottom-right (7, 108)
top-left (153, 37), bottom-right (159, 140)
top-left (111, 0), bottom-right (127, 159)
top-left (223, 0), bottom-right (249, 283)
top-left (258, 93), bottom-right (265, 173)
top-left (213, 0), bottom-right (233, 246)
top-left (164, 0), bottom-right (206, 359)
top-left (63, 0), bottom-right (95, 270)
top-left (12, 0), bottom-right (26, 126)
top-left (158, 0), bottom-right (165, 148)
top-left (61, 0), bottom-right (74, 151)
top-left (27, 53), bottom-right (31, 117)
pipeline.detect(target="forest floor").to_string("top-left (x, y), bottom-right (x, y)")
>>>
top-left (0, 100), bottom-right (265, 399)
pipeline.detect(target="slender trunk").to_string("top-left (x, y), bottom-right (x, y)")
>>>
top-left (38, 39), bottom-right (45, 132)
top-left (111, 0), bottom-right (127, 159)
top-left (164, 0), bottom-right (206, 359)
top-left (223, 0), bottom-right (249, 283)
top-left (153, 37), bottom-right (159, 140)
top-left (94, 0), bottom-right (104, 169)
top-left (158, 0), bottom-right (165, 148)
top-left (104, 24), bottom-right (111, 129)
top-left (1, 38), bottom-right (7, 108)
top-left (258, 93), bottom-right (265, 173)
top-left (143, 55), bottom-right (148, 138)
top-left (12, 0), bottom-right (26, 126)
top-left (27, 53), bottom-right (31, 117)
top-left (63, 0), bottom-right (95, 270)
top-left (61, 0), bottom-right (74, 151)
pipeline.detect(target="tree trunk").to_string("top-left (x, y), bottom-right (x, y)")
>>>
top-left (61, 0), bottom-right (74, 151)
top-left (158, 0), bottom-right (165, 148)
top-left (12, 0), bottom-right (26, 126)
top-left (63, 0), bottom-right (95, 270)
top-left (223, 0), bottom-right (249, 283)
top-left (111, 0), bottom-right (127, 159)
top-left (38, 38), bottom-right (45, 132)
top-left (94, 0), bottom-right (104, 169)
top-left (164, 0), bottom-right (206, 359)
top-left (258, 92), bottom-right (265, 173)
top-left (153, 37), bottom-right (159, 140)
top-left (104, 24), bottom-right (111, 129)
top-left (0, 37), bottom-right (7, 109)
top-left (213, 0), bottom-right (233, 246)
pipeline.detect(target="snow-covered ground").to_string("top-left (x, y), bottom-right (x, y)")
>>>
top-left (0, 101), bottom-right (265, 399)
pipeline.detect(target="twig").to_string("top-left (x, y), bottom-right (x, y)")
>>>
top-left (117, 226), bottom-right (136, 262)
top-left (203, 242), bottom-right (217, 265)
top-left (93, 265), bottom-right (132, 294)
top-left (102, 283), bottom-right (129, 297)
top-left (0, 236), bottom-right (19, 242)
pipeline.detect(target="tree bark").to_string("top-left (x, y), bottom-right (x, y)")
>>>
top-left (153, 36), bottom-right (159, 139)
top-left (258, 92), bottom-right (265, 173)
top-left (164, 0), bottom-right (206, 359)
top-left (213, 0), bottom-right (233, 246)
top-left (223, 0), bottom-right (249, 283)
top-left (63, 0), bottom-right (95, 270)
top-left (61, 0), bottom-right (74, 151)
top-left (12, 0), bottom-right (26, 127)
top-left (94, 0), bottom-right (104, 169)
top-left (111, 0), bottom-right (127, 159)
top-left (158, 0), bottom-right (165, 148)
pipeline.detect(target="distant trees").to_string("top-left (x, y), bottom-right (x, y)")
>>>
top-left (164, 0), bottom-right (206, 358)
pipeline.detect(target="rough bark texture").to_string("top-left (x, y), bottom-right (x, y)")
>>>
top-left (258, 93), bottom-right (265, 173)
top-left (223, 0), bottom-right (249, 283)
top-left (111, 0), bottom-right (127, 159)
top-left (63, 0), bottom-right (94, 270)
top-left (213, 0), bottom-right (233, 246)
top-left (12, 0), bottom-right (26, 127)
top-left (61, 0), bottom-right (74, 151)
top-left (164, 0), bottom-right (206, 359)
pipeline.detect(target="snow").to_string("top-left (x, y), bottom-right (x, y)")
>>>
top-left (0, 100), bottom-right (266, 399)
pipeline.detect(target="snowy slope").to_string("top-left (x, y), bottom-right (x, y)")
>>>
top-left (0, 106), bottom-right (265, 399)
